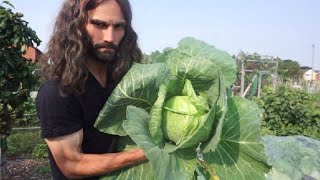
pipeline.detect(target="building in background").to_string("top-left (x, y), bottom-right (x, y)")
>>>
top-left (22, 46), bottom-right (42, 63)
top-left (22, 46), bottom-right (42, 98)
top-left (303, 69), bottom-right (320, 81)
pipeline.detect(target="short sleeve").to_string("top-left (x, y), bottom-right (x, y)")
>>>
top-left (36, 79), bottom-right (83, 138)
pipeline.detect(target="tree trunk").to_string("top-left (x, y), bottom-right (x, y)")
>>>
top-left (0, 105), bottom-right (11, 179)
top-left (0, 135), bottom-right (8, 179)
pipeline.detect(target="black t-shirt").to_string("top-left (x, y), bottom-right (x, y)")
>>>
top-left (36, 72), bottom-right (117, 180)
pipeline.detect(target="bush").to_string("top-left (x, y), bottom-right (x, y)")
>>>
top-left (13, 97), bottom-right (40, 127)
top-left (255, 85), bottom-right (320, 140)
top-left (32, 143), bottom-right (48, 159)
top-left (7, 130), bottom-right (47, 158)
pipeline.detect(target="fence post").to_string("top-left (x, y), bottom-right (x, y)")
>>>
top-left (240, 58), bottom-right (245, 96)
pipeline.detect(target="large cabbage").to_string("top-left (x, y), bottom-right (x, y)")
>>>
top-left (95, 37), bottom-right (271, 179)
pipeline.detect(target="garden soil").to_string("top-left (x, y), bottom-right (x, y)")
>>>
top-left (4, 158), bottom-right (51, 180)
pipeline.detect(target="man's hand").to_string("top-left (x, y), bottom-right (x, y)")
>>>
top-left (45, 129), bottom-right (147, 179)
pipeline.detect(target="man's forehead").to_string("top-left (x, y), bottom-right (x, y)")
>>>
top-left (86, 0), bottom-right (125, 22)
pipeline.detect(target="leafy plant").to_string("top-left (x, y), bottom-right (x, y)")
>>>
top-left (264, 135), bottom-right (320, 180)
top-left (95, 37), bottom-right (270, 179)
top-left (13, 96), bottom-right (39, 127)
top-left (0, 0), bottom-right (41, 136)
top-left (277, 59), bottom-right (302, 81)
top-left (34, 165), bottom-right (51, 175)
top-left (32, 143), bottom-right (48, 159)
top-left (7, 131), bottom-right (44, 158)
top-left (256, 85), bottom-right (320, 140)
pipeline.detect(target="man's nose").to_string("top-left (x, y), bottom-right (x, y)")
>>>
top-left (103, 27), bottom-right (115, 43)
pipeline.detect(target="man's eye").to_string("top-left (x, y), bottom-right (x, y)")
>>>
top-left (114, 24), bottom-right (126, 30)
top-left (94, 22), bottom-right (104, 27)
top-left (90, 20), bottom-right (106, 28)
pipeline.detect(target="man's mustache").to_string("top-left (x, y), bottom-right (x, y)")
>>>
top-left (94, 42), bottom-right (118, 50)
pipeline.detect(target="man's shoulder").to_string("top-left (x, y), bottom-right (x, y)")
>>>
top-left (38, 78), bottom-right (59, 95)
top-left (37, 78), bottom-right (76, 100)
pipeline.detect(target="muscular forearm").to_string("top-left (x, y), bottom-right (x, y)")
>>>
top-left (45, 130), bottom-right (147, 179)
top-left (61, 149), bottom-right (146, 179)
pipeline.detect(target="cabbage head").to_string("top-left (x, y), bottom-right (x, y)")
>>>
top-left (95, 37), bottom-right (271, 180)
top-left (162, 80), bottom-right (210, 147)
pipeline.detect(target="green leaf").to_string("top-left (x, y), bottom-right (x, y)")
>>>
top-left (200, 71), bottom-right (228, 154)
top-left (176, 37), bottom-right (237, 88)
top-left (20, 44), bottom-right (27, 53)
top-left (1, 91), bottom-right (12, 98)
top-left (125, 106), bottom-right (197, 180)
top-left (164, 49), bottom-right (218, 93)
top-left (13, 36), bottom-right (20, 45)
top-left (203, 97), bottom-right (271, 180)
top-left (5, 57), bottom-right (16, 69)
top-left (149, 83), bottom-right (167, 147)
top-left (95, 63), bottom-right (172, 136)
top-left (264, 135), bottom-right (320, 180)
top-left (100, 161), bottom-right (153, 180)
top-left (100, 136), bottom-right (153, 179)
top-left (144, 49), bottom-right (172, 64)
top-left (2, 1), bottom-right (14, 8)
top-left (99, 106), bottom-right (198, 180)
top-left (182, 79), bottom-right (209, 114)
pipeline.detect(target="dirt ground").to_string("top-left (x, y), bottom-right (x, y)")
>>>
top-left (3, 158), bottom-right (51, 180)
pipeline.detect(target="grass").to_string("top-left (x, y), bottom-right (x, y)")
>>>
top-left (7, 130), bottom-right (48, 159)
top-left (34, 165), bottom-right (51, 174)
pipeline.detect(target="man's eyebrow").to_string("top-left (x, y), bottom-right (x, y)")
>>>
top-left (89, 19), bottom-right (126, 26)
top-left (114, 21), bottom-right (127, 26)
top-left (89, 19), bottom-right (107, 25)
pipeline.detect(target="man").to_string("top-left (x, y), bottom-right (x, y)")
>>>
top-left (36, 0), bottom-right (146, 179)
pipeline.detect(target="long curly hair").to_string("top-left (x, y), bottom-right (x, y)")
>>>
top-left (39, 0), bottom-right (142, 94)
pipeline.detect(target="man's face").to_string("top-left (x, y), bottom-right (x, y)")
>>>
top-left (85, 0), bottom-right (126, 63)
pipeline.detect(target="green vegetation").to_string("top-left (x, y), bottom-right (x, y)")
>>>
top-left (13, 97), bottom-right (39, 127)
top-left (0, 0), bottom-right (41, 136)
top-left (277, 59), bottom-right (303, 81)
top-left (31, 143), bottom-right (48, 159)
top-left (0, 2), bottom-right (43, 178)
top-left (96, 37), bottom-right (270, 179)
top-left (34, 165), bottom-right (51, 175)
top-left (7, 130), bottom-right (47, 159)
top-left (1, 2), bottom-right (318, 180)
top-left (264, 135), bottom-right (320, 180)
top-left (255, 85), bottom-right (320, 140)
top-left (5, 128), bottom-right (49, 176)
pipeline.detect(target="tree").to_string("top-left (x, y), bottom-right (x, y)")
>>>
top-left (300, 66), bottom-right (312, 70)
top-left (277, 59), bottom-right (302, 81)
top-left (0, 0), bottom-right (41, 175)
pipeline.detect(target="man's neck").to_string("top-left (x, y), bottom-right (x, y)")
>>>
top-left (86, 58), bottom-right (108, 88)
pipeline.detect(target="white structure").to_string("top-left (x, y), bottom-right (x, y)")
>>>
top-left (303, 69), bottom-right (318, 81)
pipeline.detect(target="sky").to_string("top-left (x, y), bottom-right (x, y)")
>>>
top-left (6, 0), bottom-right (320, 69)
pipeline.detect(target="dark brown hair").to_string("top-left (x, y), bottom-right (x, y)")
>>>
top-left (39, 0), bottom-right (142, 94)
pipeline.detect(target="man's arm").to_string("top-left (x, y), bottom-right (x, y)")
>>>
top-left (45, 129), bottom-right (146, 179)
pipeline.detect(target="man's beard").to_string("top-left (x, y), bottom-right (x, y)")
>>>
top-left (87, 38), bottom-right (119, 64)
